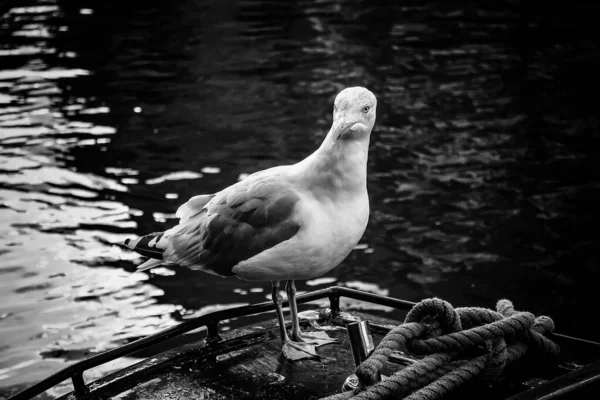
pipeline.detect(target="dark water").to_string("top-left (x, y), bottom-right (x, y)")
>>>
top-left (1, 0), bottom-right (600, 397)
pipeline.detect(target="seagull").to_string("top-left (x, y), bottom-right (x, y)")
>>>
top-left (124, 86), bottom-right (377, 361)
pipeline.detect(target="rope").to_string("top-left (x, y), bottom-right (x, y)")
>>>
top-left (321, 298), bottom-right (559, 400)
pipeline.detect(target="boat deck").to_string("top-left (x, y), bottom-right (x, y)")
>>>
top-left (109, 323), bottom-right (356, 399)
top-left (54, 310), bottom-right (600, 400)
top-left (9, 288), bottom-right (600, 400)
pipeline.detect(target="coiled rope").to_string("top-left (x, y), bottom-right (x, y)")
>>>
top-left (321, 298), bottom-right (560, 400)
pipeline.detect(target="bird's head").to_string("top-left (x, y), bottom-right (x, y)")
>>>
top-left (331, 87), bottom-right (377, 141)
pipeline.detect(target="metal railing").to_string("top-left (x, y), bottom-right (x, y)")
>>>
top-left (8, 286), bottom-right (417, 400)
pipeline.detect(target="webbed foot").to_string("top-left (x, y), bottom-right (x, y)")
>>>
top-left (282, 340), bottom-right (319, 361)
top-left (294, 330), bottom-right (340, 347)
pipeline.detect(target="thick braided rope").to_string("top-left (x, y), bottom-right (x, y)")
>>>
top-left (321, 298), bottom-right (560, 400)
top-left (321, 344), bottom-right (532, 400)
top-left (356, 298), bottom-right (460, 385)
top-left (455, 307), bottom-right (503, 328)
top-left (355, 322), bottom-right (427, 385)
top-left (408, 311), bottom-right (534, 354)
top-left (322, 352), bottom-right (456, 400)
top-left (497, 299), bottom-right (560, 355)
top-left (403, 354), bottom-right (489, 400)
top-left (483, 337), bottom-right (508, 379)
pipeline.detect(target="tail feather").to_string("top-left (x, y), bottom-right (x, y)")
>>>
top-left (124, 231), bottom-right (167, 271)
top-left (136, 258), bottom-right (164, 272)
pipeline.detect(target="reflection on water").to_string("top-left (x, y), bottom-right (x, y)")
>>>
top-left (1, 0), bottom-right (600, 397)
top-left (0, 2), bottom-right (183, 394)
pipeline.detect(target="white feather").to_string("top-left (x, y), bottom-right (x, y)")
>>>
top-left (136, 258), bottom-right (163, 272)
top-left (175, 194), bottom-right (213, 223)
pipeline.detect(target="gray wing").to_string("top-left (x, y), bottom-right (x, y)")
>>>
top-left (164, 173), bottom-right (301, 276)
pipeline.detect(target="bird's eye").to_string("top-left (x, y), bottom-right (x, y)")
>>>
top-left (362, 106), bottom-right (370, 113)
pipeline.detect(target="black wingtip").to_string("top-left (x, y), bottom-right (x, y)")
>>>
top-left (129, 232), bottom-right (164, 260)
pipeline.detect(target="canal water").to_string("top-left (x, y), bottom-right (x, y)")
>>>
top-left (1, 0), bottom-right (599, 397)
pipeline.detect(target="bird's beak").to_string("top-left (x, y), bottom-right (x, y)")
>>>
top-left (332, 113), bottom-right (353, 140)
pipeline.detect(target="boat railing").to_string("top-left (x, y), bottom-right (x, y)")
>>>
top-left (8, 286), bottom-right (417, 400)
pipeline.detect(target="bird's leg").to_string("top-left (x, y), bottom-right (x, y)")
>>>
top-left (285, 280), bottom-right (339, 346)
top-left (271, 280), bottom-right (289, 341)
top-left (271, 281), bottom-right (318, 361)
top-left (285, 279), bottom-right (307, 340)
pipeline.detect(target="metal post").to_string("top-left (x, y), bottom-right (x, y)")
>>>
top-left (342, 320), bottom-right (380, 391)
top-left (71, 373), bottom-right (89, 397)
top-left (347, 320), bottom-right (375, 366)
top-left (206, 320), bottom-right (222, 343)
top-left (329, 293), bottom-right (340, 314)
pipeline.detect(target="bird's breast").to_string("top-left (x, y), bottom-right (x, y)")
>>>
top-left (300, 190), bottom-right (369, 264)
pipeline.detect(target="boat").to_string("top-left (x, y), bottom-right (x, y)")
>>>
top-left (7, 286), bottom-right (600, 400)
